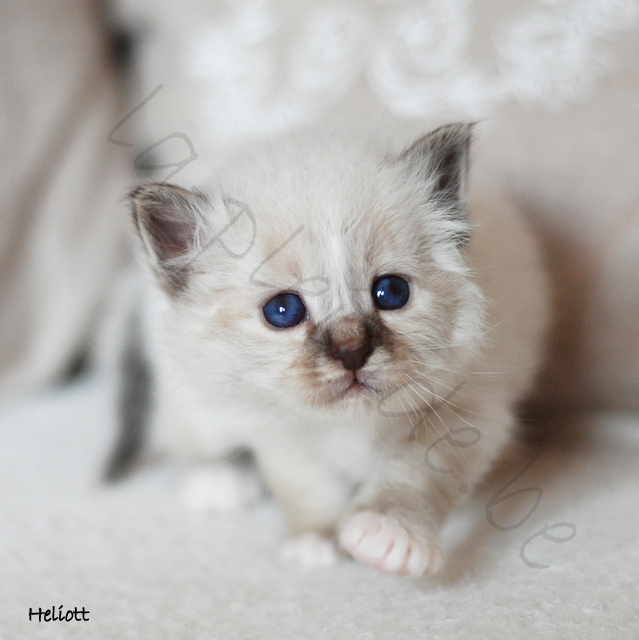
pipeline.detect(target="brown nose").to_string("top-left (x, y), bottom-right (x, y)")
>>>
top-left (329, 340), bottom-right (374, 371)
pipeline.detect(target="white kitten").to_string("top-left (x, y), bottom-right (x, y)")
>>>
top-left (106, 123), bottom-right (549, 576)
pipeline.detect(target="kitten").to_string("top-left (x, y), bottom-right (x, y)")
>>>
top-left (106, 123), bottom-right (549, 576)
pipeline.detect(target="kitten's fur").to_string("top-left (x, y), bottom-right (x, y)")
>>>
top-left (109, 123), bottom-right (549, 576)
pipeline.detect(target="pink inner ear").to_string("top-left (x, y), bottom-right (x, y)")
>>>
top-left (132, 183), bottom-right (203, 264)
top-left (131, 183), bottom-right (206, 293)
top-left (146, 202), bottom-right (196, 262)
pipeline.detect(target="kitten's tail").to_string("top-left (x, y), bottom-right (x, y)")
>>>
top-left (102, 279), bottom-right (152, 482)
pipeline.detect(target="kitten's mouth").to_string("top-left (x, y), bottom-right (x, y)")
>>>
top-left (345, 379), bottom-right (363, 395)
top-left (334, 374), bottom-right (373, 401)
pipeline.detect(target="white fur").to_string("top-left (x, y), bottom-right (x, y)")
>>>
top-left (132, 126), bottom-right (550, 575)
top-left (182, 464), bottom-right (262, 512)
top-left (280, 532), bottom-right (340, 569)
top-left (339, 511), bottom-right (443, 576)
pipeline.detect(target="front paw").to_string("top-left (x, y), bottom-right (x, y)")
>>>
top-left (339, 511), bottom-right (443, 576)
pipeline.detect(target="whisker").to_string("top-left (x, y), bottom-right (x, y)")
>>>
top-left (406, 373), bottom-right (506, 447)
top-left (405, 378), bottom-right (471, 472)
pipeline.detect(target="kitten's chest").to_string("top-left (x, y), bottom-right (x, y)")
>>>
top-left (316, 416), bottom-right (389, 484)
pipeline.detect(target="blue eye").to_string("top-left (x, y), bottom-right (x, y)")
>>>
top-left (263, 293), bottom-right (307, 328)
top-left (372, 275), bottom-right (410, 311)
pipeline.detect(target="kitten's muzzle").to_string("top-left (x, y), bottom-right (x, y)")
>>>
top-left (328, 339), bottom-right (374, 372)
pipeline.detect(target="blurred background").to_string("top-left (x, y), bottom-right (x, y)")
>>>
top-left (1, 0), bottom-right (638, 410)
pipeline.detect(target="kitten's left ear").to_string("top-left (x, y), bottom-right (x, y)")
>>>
top-left (129, 182), bottom-right (210, 294)
top-left (400, 123), bottom-right (475, 245)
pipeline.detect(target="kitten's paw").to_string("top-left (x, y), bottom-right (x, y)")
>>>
top-left (339, 511), bottom-right (443, 576)
top-left (182, 465), bottom-right (262, 512)
top-left (281, 532), bottom-right (339, 569)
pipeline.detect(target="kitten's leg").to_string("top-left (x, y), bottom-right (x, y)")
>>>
top-left (152, 387), bottom-right (264, 512)
top-left (255, 438), bottom-right (353, 567)
top-left (339, 401), bottom-right (513, 576)
top-left (182, 458), bottom-right (263, 513)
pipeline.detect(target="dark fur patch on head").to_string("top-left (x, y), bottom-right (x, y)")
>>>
top-left (400, 122), bottom-right (475, 248)
top-left (310, 315), bottom-right (391, 360)
top-left (296, 311), bottom-right (408, 406)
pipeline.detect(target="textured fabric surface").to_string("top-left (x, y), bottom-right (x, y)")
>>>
top-left (1, 377), bottom-right (638, 639)
top-left (113, 0), bottom-right (639, 139)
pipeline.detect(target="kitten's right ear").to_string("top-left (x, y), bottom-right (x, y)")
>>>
top-left (129, 183), bottom-right (209, 294)
top-left (399, 123), bottom-right (475, 247)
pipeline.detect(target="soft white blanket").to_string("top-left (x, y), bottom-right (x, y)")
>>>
top-left (2, 376), bottom-right (637, 639)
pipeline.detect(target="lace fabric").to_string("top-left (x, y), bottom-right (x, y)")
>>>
top-left (115, 0), bottom-right (639, 141)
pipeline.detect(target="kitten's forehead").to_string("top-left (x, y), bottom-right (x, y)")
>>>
top-left (254, 221), bottom-right (368, 316)
top-left (239, 145), bottom-right (423, 258)
top-left (216, 134), bottom-right (432, 313)
top-left (250, 203), bottom-right (421, 322)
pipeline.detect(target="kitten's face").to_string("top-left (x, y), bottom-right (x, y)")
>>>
top-left (132, 125), bottom-right (484, 416)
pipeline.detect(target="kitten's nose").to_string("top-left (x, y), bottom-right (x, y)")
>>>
top-left (329, 339), bottom-right (374, 371)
